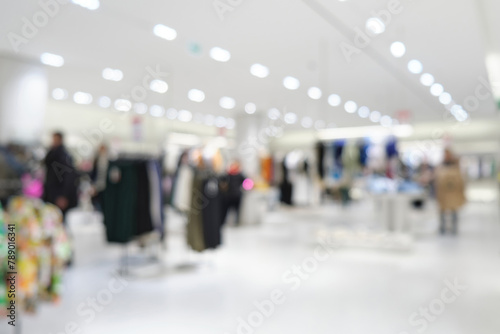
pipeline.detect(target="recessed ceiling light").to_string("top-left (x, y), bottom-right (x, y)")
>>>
top-left (308, 87), bottom-right (322, 100)
top-left (284, 112), bottom-right (297, 124)
top-left (268, 108), bottom-right (280, 120)
top-left (439, 92), bottom-right (452, 105)
top-left (344, 100), bottom-right (357, 113)
top-left (153, 24), bottom-right (177, 41)
top-left (178, 110), bottom-right (192, 122)
top-left (166, 108), bottom-right (178, 119)
top-left (430, 83), bottom-right (444, 96)
top-left (72, 0), bottom-right (100, 10)
top-left (98, 96), bottom-right (111, 108)
top-left (194, 113), bottom-right (204, 123)
top-left (215, 116), bottom-right (227, 128)
top-left (358, 106), bottom-right (370, 118)
top-left (52, 88), bottom-right (68, 100)
top-left (250, 63), bottom-right (269, 78)
top-left (370, 111), bottom-right (381, 122)
top-left (283, 76), bottom-right (300, 90)
top-left (210, 47), bottom-right (231, 62)
top-left (408, 60), bottom-right (423, 74)
top-left (366, 17), bottom-right (386, 35)
top-left (134, 103), bottom-right (148, 114)
top-left (226, 118), bottom-right (236, 129)
top-left (420, 73), bottom-right (435, 86)
top-left (114, 99), bottom-right (131, 112)
top-left (328, 94), bottom-right (341, 107)
top-left (102, 68), bottom-right (123, 82)
top-left (380, 115), bottom-right (392, 127)
top-left (301, 117), bottom-right (313, 128)
top-left (149, 80), bottom-right (168, 94)
top-left (150, 105), bottom-right (165, 117)
top-left (40, 53), bottom-right (64, 67)
top-left (390, 41), bottom-right (406, 58)
top-left (245, 103), bottom-right (256, 114)
top-left (314, 120), bottom-right (326, 130)
top-left (219, 96), bottom-right (235, 109)
top-left (450, 105), bottom-right (468, 122)
top-left (205, 114), bottom-right (215, 126)
top-left (188, 89), bottom-right (205, 102)
top-left (73, 91), bottom-right (92, 105)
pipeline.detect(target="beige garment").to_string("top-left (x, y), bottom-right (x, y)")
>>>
top-left (435, 165), bottom-right (466, 211)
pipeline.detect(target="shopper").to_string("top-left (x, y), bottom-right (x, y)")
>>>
top-left (90, 144), bottom-right (109, 212)
top-left (220, 161), bottom-right (246, 226)
top-left (43, 132), bottom-right (79, 220)
top-left (0, 144), bottom-right (25, 207)
top-left (435, 149), bottom-right (466, 235)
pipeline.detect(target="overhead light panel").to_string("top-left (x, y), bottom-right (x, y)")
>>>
top-left (245, 103), bottom-right (256, 114)
top-left (188, 89), bottom-right (205, 102)
top-left (114, 99), bottom-right (131, 112)
top-left (430, 83), bottom-right (444, 96)
top-left (73, 91), bottom-right (92, 105)
top-left (358, 106), bottom-right (370, 118)
top-left (150, 105), bottom-right (165, 117)
top-left (268, 108), bottom-right (280, 120)
top-left (284, 112), bottom-right (297, 124)
top-left (301, 117), bottom-right (313, 128)
top-left (219, 96), bottom-right (235, 109)
top-left (210, 47), bottom-right (231, 62)
top-left (98, 96), bottom-right (111, 108)
top-left (250, 63), bottom-right (269, 78)
top-left (420, 73), bottom-right (435, 86)
top-left (102, 68), bottom-right (123, 82)
top-left (408, 60), bottom-right (423, 74)
top-left (153, 24), bottom-right (177, 41)
top-left (166, 108), bottom-right (178, 119)
top-left (328, 94), bottom-right (341, 107)
top-left (150, 80), bottom-right (168, 94)
top-left (344, 100), bottom-right (357, 113)
top-left (72, 0), bottom-right (100, 10)
top-left (134, 103), bottom-right (148, 114)
top-left (366, 17), bottom-right (385, 35)
top-left (390, 41), bottom-right (406, 58)
top-left (308, 87), bottom-right (322, 100)
top-left (283, 76), bottom-right (300, 90)
top-left (178, 109), bottom-right (192, 122)
top-left (52, 88), bottom-right (68, 100)
top-left (40, 53), bottom-right (64, 67)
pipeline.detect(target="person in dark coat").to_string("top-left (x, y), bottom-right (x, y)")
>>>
top-left (43, 132), bottom-right (79, 220)
top-left (220, 161), bottom-right (246, 226)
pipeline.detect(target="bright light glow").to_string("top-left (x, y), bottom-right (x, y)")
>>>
top-left (318, 125), bottom-right (414, 140)
top-left (52, 88), bottom-right (68, 100)
top-left (114, 99), bottom-right (131, 112)
top-left (268, 108), bottom-right (280, 120)
top-left (194, 113), bottom-right (204, 123)
top-left (284, 112), bottom-right (297, 124)
top-left (166, 108), bottom-right (178, 119)
top-left (439, 92), bottom-right (452, 105)
top-left (149, 80), bottom-right (168, 94)
top-left (188, 89), bottom-right (205, 102)
top-left (420, 73), bottom-right (435, 86)
top-left (370, 110), bottom-right (381, 122)
top-left (301, 117), bottom-right (313, 128)
top-left (430, 83), bottom-right (444, 96)
top-left (102, 68), bottom-right (123, 82)
top-left (153, 24), bottom-right (177, 41)
top-left (315, 120), bottom-right (326, 130)
top-left (226, 118), bottom-right (236, 129)
top-left (72, 0), bottom-right (100, 10)
top-left (451, 105), bottom-right (468, 122)
top-left (344, 100), bottom-right (357, 113)
top-left (134, 103), bottom-right (148, 114)
top-left (219, 96), bottom-right (235, 109)
top-left (358, 106), bottom-right (370, 118)
top-left (245, 103), bottom-right (256, 114)
top-left (242, 178), bottom-right (254, 191)
top-left (366, 17), bottom-right (386, 35)
top-left (178, 110), bottom-right (192, 122)
top-left (205, 114), bottom-right (215, 126)
top-left (40, 53), bottom-right (64, 67)
top-left (150, 105), bottom-right (165, 117)
top-left (73, 91), bottom-right (92, 105)
top-left (215, 116), bottom-right (227, 128)
top-left (380, 115), bottom-right (392, 127)
top-left (210, 47), bottom-right (231, 62)
top-left (308, 87), bottom-right (322, 100)
top-left (250, 64), bottom-right (269, 78)
top-left (328, 94), bottom-right (341, 107)
top-left (98, 96), bottom-right (111, 108)
top-left (408, 60), bottom-right (423, 74)
top-left (283, 76), bottom-right (300, 90)
top-left (390, 41), bottom-right (406, 58)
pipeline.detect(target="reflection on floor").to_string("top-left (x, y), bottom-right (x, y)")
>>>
top-left (4, 199), bottom-right (500, 334)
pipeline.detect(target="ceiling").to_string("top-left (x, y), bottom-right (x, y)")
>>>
top-left (0, 0), bottom-right (498, 130)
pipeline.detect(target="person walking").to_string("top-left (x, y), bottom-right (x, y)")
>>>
top-left (435, 149), bottom-right (466, 235)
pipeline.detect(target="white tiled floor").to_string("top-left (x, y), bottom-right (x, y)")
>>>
top-left (3, 199), bottom-right (500, 334)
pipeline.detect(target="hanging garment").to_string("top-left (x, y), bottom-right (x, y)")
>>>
top-left (136, 162), bottom-right (154, 236)
top-left (201, 175), bottom-right (222, 249)
top-left (147, 161), bottom-right (163, 234)
top-left (187, 170), bottom-right (207, 252)
top-left (316, 142), bottom-right (325, 179)
top-left (173, 164), bottom-right (194, 212)
top-left (279, 159), bottom-right (293, 205)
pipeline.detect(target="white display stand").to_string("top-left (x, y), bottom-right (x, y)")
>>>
top-left (239, 188), bottom-right (277, 225)
top-left (372, 192), bottom-right (425, 233)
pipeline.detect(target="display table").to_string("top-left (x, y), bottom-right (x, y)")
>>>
top-left (239, 188), bottom-right (278, 225)
top-left (372, 192), bottom-right (426, 233)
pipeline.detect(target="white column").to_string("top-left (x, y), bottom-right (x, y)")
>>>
top-left (0, 55), bottom-right (48, 144)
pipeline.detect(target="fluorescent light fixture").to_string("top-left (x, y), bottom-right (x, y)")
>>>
top-left (98, 96), bottom-right (111, 108)
top-left (344, 100), bottom-right (357, 113)
top-left (72, 0), bottom-right (100, 10)
top-left (226, 118), bottom-right (236, 129)
top-left (408, 60), bottom-right (423, 74)
top-left (134, 103), bottom-right (148, 114)
top-left (219, 96), bottom-right (235, 109)
top-left (52, 88), bottom-right (68, 100)
top-left (153, 24), bottom-right (177, 41)
top-left (308, 87), bottom-right (322, 100)
top-left (245, 103), bottom-right (256, 114)
top-left (114, 99), bottom-right (131, 112)
top-left (283, 76), bottom-right (300, 90)
top-left (430, 83), bottom-right (444, 96)
top-left (40, 53), bottom-right (64, 67)
top-left (450, 105), bottom-right (468, 122)
top-left (380, 115), bottom-right (392, 127)
top-left (358, 106), bottom-right (370, 118)
top-left (178, 110), bottom-right (192, 122)
top-left (268, 108), bottom-right (280, 120)
top-left (366, 17), bottom-right (385, 35)
top-left (284, 112), bottom-right (297, 124)
top-left (73, 91), bottom-right (92, 104)
top-left (301, 117), bottom-right (313, 128)
top-left (210, 47), bottom-right (231, 62)
top-left (439, 92), bottom-right (452, 105)
top-left (166, 108), bottom-right (178, 119)
top-left (215, 116), bottom-right (227, 128)
top-left (328, 94), bottom-right (341, 107)
top-left (250, 64), bottom-right (269, 78)
top-left (188, 89), bottom-right (205, 102)
top-left (420, 73), bottom-right (435, 86)
top-left (150, 105), bottom-right (165, 117)
top-left (149, 80), bottom-right (168, 94)
top-left (390, 41), bottom-right (406, 58)
top-left (318, 124), bottom-right (414, 140)
top-left (370, 110), bottom-right (381, 122)
top-left (102, 68), bottom-right (123, 82)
